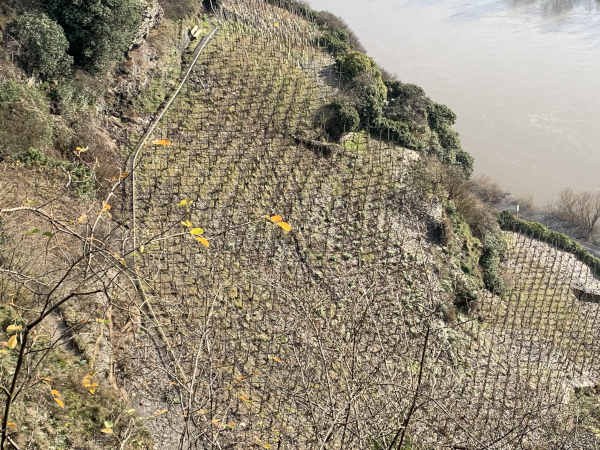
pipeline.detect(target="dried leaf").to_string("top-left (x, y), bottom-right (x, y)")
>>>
top-left (6, 423), bottom-right (15, 429)
top-left (101, 427), bottom-right (113, 434)
top-left (153, 409), bottom-right (168, 416)
top-left (54, 397), bottom-right (65, 408)
top-left (274, 22), bottom-right (279, 27)
top-left (119, 173), bottom-right (129, 178)
top-left (77, 214), bottom-right (88, 223)
top-left (276, 222), bottom-right (291, 232)
top-left (272, 356), bottom-right (283, 363)
top-left (6, 335), bottom-right (17, 350)
top-left (269, 215), bottom-right (283, 223)
top-left (197, 410), bottom-right (210, 415)
top-left (196, 237), bottom-right (210, 248)
top-left (181, 220), bottom-right (192, 227)
top-left (6, 324), bottom-right (22, 333)
top-left (232, 376), bottom-right (247, 384)
top-left (51, 390), bottom-right (60, 398)
top-left (152, 139), bottom-right (172, 146)
top-left (239, 395), bottom-right (251, 402)
top-left (190, 228), bottom-right (204, 235)
top-left (102, 204), bottom-right (111, 212)
top-left (43, 377), bottom-right (53, 382)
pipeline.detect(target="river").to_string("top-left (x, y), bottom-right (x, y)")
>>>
top-left (309, 0), bottom-right (600, 204)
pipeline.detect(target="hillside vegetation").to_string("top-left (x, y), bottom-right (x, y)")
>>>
top-left (0, 1), bottom-right (600, 449)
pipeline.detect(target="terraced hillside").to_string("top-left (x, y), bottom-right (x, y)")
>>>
top-left (121, 1), bottom-right (600, 448)
top-left (2, 1), bottom-right (600, 449)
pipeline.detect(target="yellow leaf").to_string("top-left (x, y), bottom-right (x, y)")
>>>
top-left (6, 423), bottom-right (15, 429)
top-left (89, 388), bottom-right (96, 394)
top-left (240, 395), bottom-right (251, 402)
top-left (152, 139), bottom-right (172, 146)
top-left (120, 258), bottom-right (127, 267)
top-left (181, 220), bottom-right (192, 227)
top-left (274, 22), bottom-right (279, 27)
top-left (119, 173), bottom-right (129, 178)
top-left (197, 410), bottom-right (210, 415)
top-left (264, 445), bottom-right (272, 449)
top-left (6, 324), bottom-right (22, 333)
top-left (43, 377), bottom-right (52, 382)
top-left (190, 228), bottom-right (204, 235)
top-left (177, 199), bottom-right (188, 207)
top-left (196, 237), bottom-right (209, 248)
top-left (102, 204), bottom-right (111, 212)
top-left (54, 397), bottom-right (64, 408)
top-left (232, 376), bottom-right (247, 384)
top-left (6, 335), bottom-right (17, 350)
top-left (153, 409), bottom-right (168, 416)
top-left (90, 383), bottom-right (99, 387)
top-left (77, 214), bottom-right (88, 223)
top-left (272, 356), bottom-right (283, 363)
top-left (276, 222), bottom-right (291, 232)
top-left (101, 428), bottom-right (113, 434)
top-left (75, 146), bottom-right (88, 152)
top-left (51, 390), bottom-right (60, 398)
top-left (270, 215), bottom-right (283, 223)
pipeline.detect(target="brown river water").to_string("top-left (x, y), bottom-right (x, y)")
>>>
top-left (309, 0), bottom-right (600, 203)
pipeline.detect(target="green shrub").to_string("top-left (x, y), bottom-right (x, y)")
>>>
top-left (371, 117), bottom-right (416, 149)
top-left (0, 80), bottom-right (54, 156)
top-left (319, 99), bottom-right (360, 140)
top-left (13, 12), bottom-right (73, 80)
top-left (336, 51), bottom-right (379, 81)
top-left (315, 11), bottom-right (365, 53)
top-left (13, 147), bottom-right (95, 199)
top-left (320, 28), bottom-right (350, 56)
top-left (44, 0), bottom-right (144, 73)
top-left (48, 71), bottom-right (104, 119)
top-left (480, 230), bottom-right (507, 295)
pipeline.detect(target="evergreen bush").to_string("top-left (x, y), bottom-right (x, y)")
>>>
top-left (13, 13), bottom-right (73, 80)
top-left (43, 0), bottom-right (144, 73)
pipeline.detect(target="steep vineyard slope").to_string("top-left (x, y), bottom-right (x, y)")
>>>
top-left (1, 1), bottom-right (600, 449)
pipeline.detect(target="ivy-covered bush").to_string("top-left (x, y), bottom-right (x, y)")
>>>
top-left (13, 13), bottom-right (73, 80)
top-left (336, 52), bottom-right (387, 124)
top-left (319, 99), bottom-right (360, 141)
top-left (480, 231), bottom-right (507, 295)
top-left (43, 0), bottom-right (144, 73)
top-left (371, 117), bottom-right (416, 149)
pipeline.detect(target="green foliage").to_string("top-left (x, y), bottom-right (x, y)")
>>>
top-left (0, 80), bottom-right (54, 156)
top-left (480, 230), bottom-right (507, 295)
top-left (498, 211), bottom-right (600, 277)
top-left (320, 98), bottom-right (360, 140)
top-left (13, 12), bottom-right (73, 80)
top-left (337, 51), bottom-right (380, 81)
top-left (13, 148), bottom-right (95, 199)
top-left (47, 71), bottom-right (103, 119)
top-left (43, 0), bottom-right (144, 73)
top-left (371, 117), bottom-right (416, 149)
top-left (320, 28), bottom-right (351, 56)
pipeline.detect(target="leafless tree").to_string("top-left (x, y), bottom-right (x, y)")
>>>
top-left (556, 188), bottom-right (600, 238)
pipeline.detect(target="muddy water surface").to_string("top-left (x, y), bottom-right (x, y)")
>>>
top-left (311, 0), bottom-right (600, 203)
